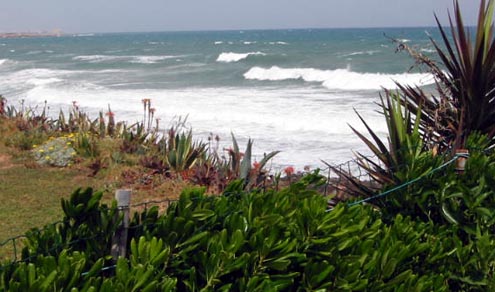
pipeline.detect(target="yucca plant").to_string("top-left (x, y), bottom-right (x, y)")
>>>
top-left (398, 0), bottom-right (495, 152)
top-left (332, 0), bottom-right (495, 204)
top-left (326, 91), bottom-right (435, 203)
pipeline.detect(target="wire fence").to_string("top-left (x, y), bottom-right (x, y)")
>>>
top-left (0, 197), bottom-right (180, 267)
top-left (336, 154), bottom-right (463, 209)
top-left (321, 154), bottom-right (383, 198)
top-left (0, 151), bottom-right (467, 272)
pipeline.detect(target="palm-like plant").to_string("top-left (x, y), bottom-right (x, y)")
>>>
top-left (330, 0), bottom-right (495, 210)
top-left (325, 91), bottom-right (432, 201)
top-left (399, 0), bottom-right (495, 151)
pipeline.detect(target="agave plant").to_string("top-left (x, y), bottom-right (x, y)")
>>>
top-left (398, 0), bottom-right (495, 152)
top-left (325, 91), bottom-right (435, 202)
top-left (189, 133), bottom-right (279, 191)
top-left (164, 127), bottom-right (207, 173)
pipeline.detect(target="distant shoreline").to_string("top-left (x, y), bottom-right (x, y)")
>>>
top-left (0, 32), bottom-right (62, 39)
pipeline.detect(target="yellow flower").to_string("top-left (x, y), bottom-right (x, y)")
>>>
top-left (49, 147), bottom-right (54, 151)
top-left (39, 149), bottom-right (44, 153)
top-left (45, 156), bottom-right (50, 160)
top-left (66, 142), bottom-right (72, 146)
top-left (33, 144), bottom-right (38, 148)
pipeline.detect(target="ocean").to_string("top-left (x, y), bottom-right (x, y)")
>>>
top-left (0, 28), bottom-right (439, 171)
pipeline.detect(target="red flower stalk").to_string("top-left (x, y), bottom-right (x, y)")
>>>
top-left (284, 166), bottom-right (295, 176)
top-left (253, 161), bottom-right (261, 171)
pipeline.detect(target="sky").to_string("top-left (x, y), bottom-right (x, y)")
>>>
top-left (0, 0), bottom-right (480, 33)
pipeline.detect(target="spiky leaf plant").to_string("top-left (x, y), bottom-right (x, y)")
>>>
top-left (165, 128), bottom-right (207, 173)
top-left (399, 0), bottom-right (495, 151)
top-left (326, 91), bottom-right (435, 204)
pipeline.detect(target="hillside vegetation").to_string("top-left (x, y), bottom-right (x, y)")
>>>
top-left (2, 0), bottom-right (495, 290)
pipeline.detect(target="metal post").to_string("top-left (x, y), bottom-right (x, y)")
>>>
top-left (111, 189), bottom-right (131, 260)
top-left (455, 149), bottom-right (469, 174)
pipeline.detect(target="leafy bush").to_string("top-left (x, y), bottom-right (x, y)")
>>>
top-left (18, 188), bottom-right (118, 263)
top-left (6, 130), bottom-right (48, 151)
top-left (2, 174), bottom-right (494, 291)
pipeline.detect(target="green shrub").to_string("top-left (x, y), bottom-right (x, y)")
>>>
top-left (74, 131), bottom-right (100, 158)
top-left (3, 175), bottom-right (494, 291)
top-left (6, 129), bottom-right (48, 151)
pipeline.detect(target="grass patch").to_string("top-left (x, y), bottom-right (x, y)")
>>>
top-left (0, 165), bottom-right (100, 242)
top-left (0, 98), bottom-right (284, 260)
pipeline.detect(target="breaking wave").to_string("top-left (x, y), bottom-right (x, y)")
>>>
top-left (244, 66), bottom-right (434, 90)
top-left (216, 52), bottom-right (266, 63)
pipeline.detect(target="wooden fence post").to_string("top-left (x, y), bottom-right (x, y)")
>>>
top-left (111, 189), bottom-right (131, 260)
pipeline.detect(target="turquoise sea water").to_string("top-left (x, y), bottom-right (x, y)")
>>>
top-left (0, 28), bottom-right (440, 169)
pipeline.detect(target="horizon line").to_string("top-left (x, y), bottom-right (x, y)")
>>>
top-left (1, 24), bottom-right (459, 36)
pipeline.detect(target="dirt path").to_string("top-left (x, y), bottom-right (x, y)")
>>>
top-left (0, 154), bottom-right (14, 169)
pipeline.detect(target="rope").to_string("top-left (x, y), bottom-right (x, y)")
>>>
top-left (81, 264), bottom-right (117, 277)
top-left (327, 153), bottom-right (466, 212)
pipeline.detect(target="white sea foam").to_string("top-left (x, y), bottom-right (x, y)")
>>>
top-left (0, 68), bottom-right (74, 98)
top-left (129, 56), bottom-right (177, 64)
top-left (340, 50), bottom-right (380, 57)
top-left (1, 68), bottom-right (117, 96)
top-left (0, 59), bottom-right (7, 66)
top-left (26, 50), bottom-right (42, 55)
top-left (397, 38), bottom-right (411, 43)
top-left (244, 66), bottom-right (434, 90)
top-left (214, 41), bottom-right (223, 45)
top-left (73, 55), bottom-right (118, 62)
top-left (243, 41), bottom-right (256, 45)
top-left (9, 68), bottom-right (71, 79)
top-left (74, 33), bottom-right (95, 37)
top-left (21, 83), bottom-right (385, 169)
top-left (73, 55), bottom-right (178, 64)
top-left (27, 78), bottom-right (63, 86)
top-left (26, 50), bottom-right (54, 55)
top-left (420, 48), bottom-right (436, 53)
top-left (216, 52), bottom-right (266, 63)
